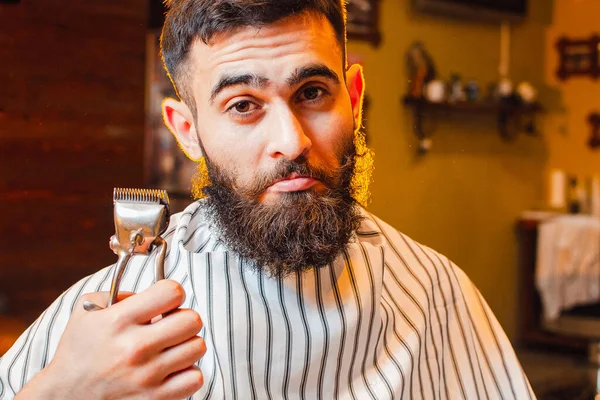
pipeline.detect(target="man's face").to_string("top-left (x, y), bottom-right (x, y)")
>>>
top-left (187, 12), bottom-right (357, 201)
top-left (164, 11), bottom-right (366, 275)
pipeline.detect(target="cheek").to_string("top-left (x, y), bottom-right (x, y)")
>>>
top-left (197, 117), bottom-right (264, 185)
top-left (306, 109), bottom-right (354, 161)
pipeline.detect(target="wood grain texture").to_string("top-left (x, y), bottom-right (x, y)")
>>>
top-left (0, 0), bottom-right (149, 326)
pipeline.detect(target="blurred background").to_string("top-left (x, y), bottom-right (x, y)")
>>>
top-left (1, 0), bottom-right (599, 398)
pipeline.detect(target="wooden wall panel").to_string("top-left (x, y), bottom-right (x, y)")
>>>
top-left (0, 0), bottom-right (149, 325)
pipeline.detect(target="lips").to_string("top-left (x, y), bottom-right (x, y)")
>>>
top-left (267, 173), bottom-right (319, 193)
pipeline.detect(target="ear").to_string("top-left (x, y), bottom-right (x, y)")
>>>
top-left (162, 98), bottom-right (203, 161)
top-left (345, 63), bottom-right (365, 127)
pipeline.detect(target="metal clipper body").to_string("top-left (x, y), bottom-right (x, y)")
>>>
top-left (108, 188), bottom-right (170, 306)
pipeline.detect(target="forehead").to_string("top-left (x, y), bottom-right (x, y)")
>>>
top-left (186, 12), bottom-right (343, 95)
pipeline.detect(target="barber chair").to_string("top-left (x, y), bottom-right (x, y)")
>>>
top-left (543, 304), bottom-right (600, 399)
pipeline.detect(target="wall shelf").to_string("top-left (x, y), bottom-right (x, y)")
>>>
top-left (402, 96), bottom-right (544, 153)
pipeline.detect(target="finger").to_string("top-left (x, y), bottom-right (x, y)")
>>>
top-left (155, 336), bottom-right (206, 380)
top-left (158, 365), bottom-right (204, 400)
top-left (147, 309), bottom-right (203, 350)
top-left (76, 291), bottom-right (135, 314)
top-left (111, 280), bottom-right (186, 324)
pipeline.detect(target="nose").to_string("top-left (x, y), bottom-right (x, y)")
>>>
top-left (265, 105), bottom-right (312, 160)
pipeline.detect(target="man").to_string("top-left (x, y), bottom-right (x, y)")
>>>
top-left (0, 0), bottom-right (535, 399)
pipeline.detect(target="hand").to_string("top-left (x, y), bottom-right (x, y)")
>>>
top-left (17, 280), bottom-right (206, 400)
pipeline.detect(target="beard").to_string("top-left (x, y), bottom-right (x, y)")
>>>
top-left (200, 133), bottom-right (363, 278)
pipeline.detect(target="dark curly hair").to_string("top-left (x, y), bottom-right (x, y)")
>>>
top-left (160, 0), bottom-right (347, 110)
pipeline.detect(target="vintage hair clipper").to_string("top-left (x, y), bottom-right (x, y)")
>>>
top-left (107, 188), bottom-right (170, 306)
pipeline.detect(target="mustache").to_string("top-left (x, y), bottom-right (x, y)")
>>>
top-left (242, 155), bottom-right (354, 200)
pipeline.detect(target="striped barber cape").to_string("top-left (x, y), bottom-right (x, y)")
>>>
top-left (0, 201), bottom-right (535, 399)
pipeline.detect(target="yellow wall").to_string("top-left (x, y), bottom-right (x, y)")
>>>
top-left (543, 0), bottom-right (600, 174)
top-left (348, 0), bottom-right (600, 339)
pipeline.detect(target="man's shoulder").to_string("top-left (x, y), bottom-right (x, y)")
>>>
top-left (357, 209), bottom-right (445, 263)
top-left (358, 209), bottom-right (471, 293)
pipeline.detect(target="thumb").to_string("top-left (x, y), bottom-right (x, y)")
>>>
top-left (75, 291), bottom-right (136, 314)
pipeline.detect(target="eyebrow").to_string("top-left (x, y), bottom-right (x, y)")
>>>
top-left (209, 63), bottom-right (341, 104)
top-left (209, 73), bottom-right (269, 104)
top-left (286, 64), bottom-right (341, 87)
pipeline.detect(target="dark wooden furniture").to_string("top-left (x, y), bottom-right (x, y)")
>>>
top-left (517, 218), bottom-right (588, 352)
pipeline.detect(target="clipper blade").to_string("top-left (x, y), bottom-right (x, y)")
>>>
top-left (108, 187), bottom-right (171, 306)
top-left (111, 187), bottom-right (171, 255)
top-left (113, 188), bottom-right (169, 206)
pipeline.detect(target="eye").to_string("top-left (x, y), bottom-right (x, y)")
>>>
top-left (224, 98), bottom-right (262, 122)
top-left (297, 86), bottom-right (329, 103)
top-left (226, 100), bottom-right (260, 117)
top-left (303, 87), bottom-right (321, 100)
top-left (233, 101), bottom-right (251, 113)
